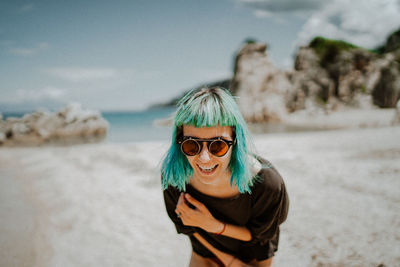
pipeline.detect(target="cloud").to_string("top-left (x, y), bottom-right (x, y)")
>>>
top-left (254, 9), bottom-right (272, 18)
top-left (19, 3), bottom-right (34, 13)
top-left (14, 86), bottom-right (65, 102)
top-left (0, 86), bottom-right (66, 112)
top-left (8, 48), bottom-right (36, 56)
top-left (296, 0), bottom-right (400, 48)
top-left (45, 67), bottom-right (118, 82)
top-left (238, 0), bottom-right (328, 13)
top-left (0, 86), bottom-right (67, 110)
top-left (8, 42), bottom-right (49, 56)
top-left (239, 0), bottom-right (400, 51)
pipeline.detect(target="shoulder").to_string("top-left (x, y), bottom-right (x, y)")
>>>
top-left (163, 181), bottom-right (183, 203)
top-left (250, 156), bottom-right (286, 199)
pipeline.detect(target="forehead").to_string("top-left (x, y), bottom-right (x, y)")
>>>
top-left (183, 125), bottom-right (233, 139)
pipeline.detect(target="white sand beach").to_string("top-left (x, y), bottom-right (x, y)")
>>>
top-left (0, 113), bottom-right (399, 266)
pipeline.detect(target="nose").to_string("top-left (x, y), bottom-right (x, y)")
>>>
top-left (198, 142), bottom-right (211, 162)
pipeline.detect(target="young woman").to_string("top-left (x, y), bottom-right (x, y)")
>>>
top-left (162, 87), bottom-right (289, 267)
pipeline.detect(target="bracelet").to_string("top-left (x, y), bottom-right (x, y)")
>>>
top-left (215, 222), bottom-right (226, 235)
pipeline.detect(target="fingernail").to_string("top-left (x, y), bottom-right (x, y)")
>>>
top-left (185, 193), bottom-right (190, 198)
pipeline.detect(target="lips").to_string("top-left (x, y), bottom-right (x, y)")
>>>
top-left (197, 164), bottom-right (218, 175)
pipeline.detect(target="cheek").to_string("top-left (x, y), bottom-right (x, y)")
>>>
top-left (186, 157), bottom-right (194, 167)
top-left (186, 156), bottom-right (199, 170)
top-left (219, 152), bottom-right (232, 169)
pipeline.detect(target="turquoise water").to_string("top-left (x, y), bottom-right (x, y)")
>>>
top-left (102, 107), bottom-right (176, 143)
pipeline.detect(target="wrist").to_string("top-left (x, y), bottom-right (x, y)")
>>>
top-left (214, 221), bottom-right (226, 235)
top-left (207, 219), bottom-right (223, 234)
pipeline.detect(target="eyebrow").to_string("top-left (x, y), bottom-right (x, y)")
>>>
top-left (182, 136), bottom-right (233, 141)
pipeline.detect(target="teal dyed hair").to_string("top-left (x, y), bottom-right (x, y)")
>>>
top-left (161, 87), bottom-right (256, 193)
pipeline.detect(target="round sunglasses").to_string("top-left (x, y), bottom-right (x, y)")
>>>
top-left (178, 137), bottom-right (236, 157)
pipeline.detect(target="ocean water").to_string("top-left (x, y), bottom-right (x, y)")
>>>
top-left (102, 107), bottom-right (176, 143)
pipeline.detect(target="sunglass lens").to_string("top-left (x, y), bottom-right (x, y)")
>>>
top-left (209, 140), bottom-right (229, 156)
top-left (181, 140), bottom-right (200, 156)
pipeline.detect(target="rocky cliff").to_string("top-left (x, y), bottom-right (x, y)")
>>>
top-left (231, 43), bottom-right (293, 122)
top-left (232, 29), bottom-right (400, 122)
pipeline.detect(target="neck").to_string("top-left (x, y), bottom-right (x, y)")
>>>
top-left (190, 171), bottom-right (238, 197)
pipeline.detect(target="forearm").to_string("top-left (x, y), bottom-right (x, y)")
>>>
top-left (192, 232), bottom-right (234, 266)
top-left (204, 217), bottom-right (252, 242)
top-left (199, 217), bottom-right (252, 242)
top-left (219, 222), bottom-right (252, 242)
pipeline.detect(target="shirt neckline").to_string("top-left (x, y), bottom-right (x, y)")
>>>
top-left (186, 183), bottom-right (244, 201)
top-left (185, 157), bottom-right (265, 201)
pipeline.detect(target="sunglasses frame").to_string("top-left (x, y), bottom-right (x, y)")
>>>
top-left (178, 136), bottom-right (236, 157)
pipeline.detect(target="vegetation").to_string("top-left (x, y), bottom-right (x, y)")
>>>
top-left (244, 37), bottom-right (257, 44)
top-left (370, 45), bottom-right (385, 55)
top-left (309, 37), bottom-right (360, 67)
top-left (309, 36), bottom-right (359, 57)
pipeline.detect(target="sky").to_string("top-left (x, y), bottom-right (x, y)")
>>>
top-left (1, 0), bottom-right (399, 112)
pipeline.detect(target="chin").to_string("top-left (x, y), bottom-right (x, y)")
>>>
top-left (196, 174), bottom-right (219, 185)
top-left (194, 165), bottom-right (221, 185)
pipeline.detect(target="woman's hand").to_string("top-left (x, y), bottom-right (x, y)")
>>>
top-left (175, 193), bottom-right (223, 233)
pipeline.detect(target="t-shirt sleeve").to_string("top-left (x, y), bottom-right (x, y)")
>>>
top-left (246, 166), bottom-right (289, 245)
top-left (163, 185), bottom-right (196, 236)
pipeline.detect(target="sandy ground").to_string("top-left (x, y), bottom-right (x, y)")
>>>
top-left (0, 112), bottom-right (399, 266)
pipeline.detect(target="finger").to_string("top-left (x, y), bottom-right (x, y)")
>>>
top-left (176, 193), bottom-right (183, 207)
top-left (177, 193), bottom-right (191, 213)
top-left (176, 193), bottom-right (187, 209)
top-left (184, 193), bottom-right (205, 210)
top-left (175, 194), bottom-right (185, 216)
top-left (175, 194), bottom-right (185, 212)
top-left (175, 204), bottom-right (188, 217)
top-left (175, 207), bottom-right (182, 215)
top-left (179, 213), bottom-right (188, 225)
top-left (175, 209), bottom-right (183, 219)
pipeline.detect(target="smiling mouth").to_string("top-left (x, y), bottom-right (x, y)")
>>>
top-left (197, 164), bottom-right (218, 175)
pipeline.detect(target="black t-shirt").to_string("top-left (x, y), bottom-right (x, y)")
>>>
top-left (162, 157), bottom-right (289, 262)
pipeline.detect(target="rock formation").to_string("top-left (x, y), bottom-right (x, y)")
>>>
top-left (231, 29), bottom-right (400, 122)
top-left (232, 43), bottom-right (293, 122)
top-left (0, 103), bottom-right (109, 146)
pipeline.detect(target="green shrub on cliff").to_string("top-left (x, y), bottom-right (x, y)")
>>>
top-left (309, 37), bottom-right (359, 67)
top-left (244, 37), bottom-right (258, 44)
top-left (309, 37), bottom-right (359, 56)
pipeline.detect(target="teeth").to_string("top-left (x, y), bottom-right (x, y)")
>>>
top-left (199, 165), bottom-right (217, 171)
